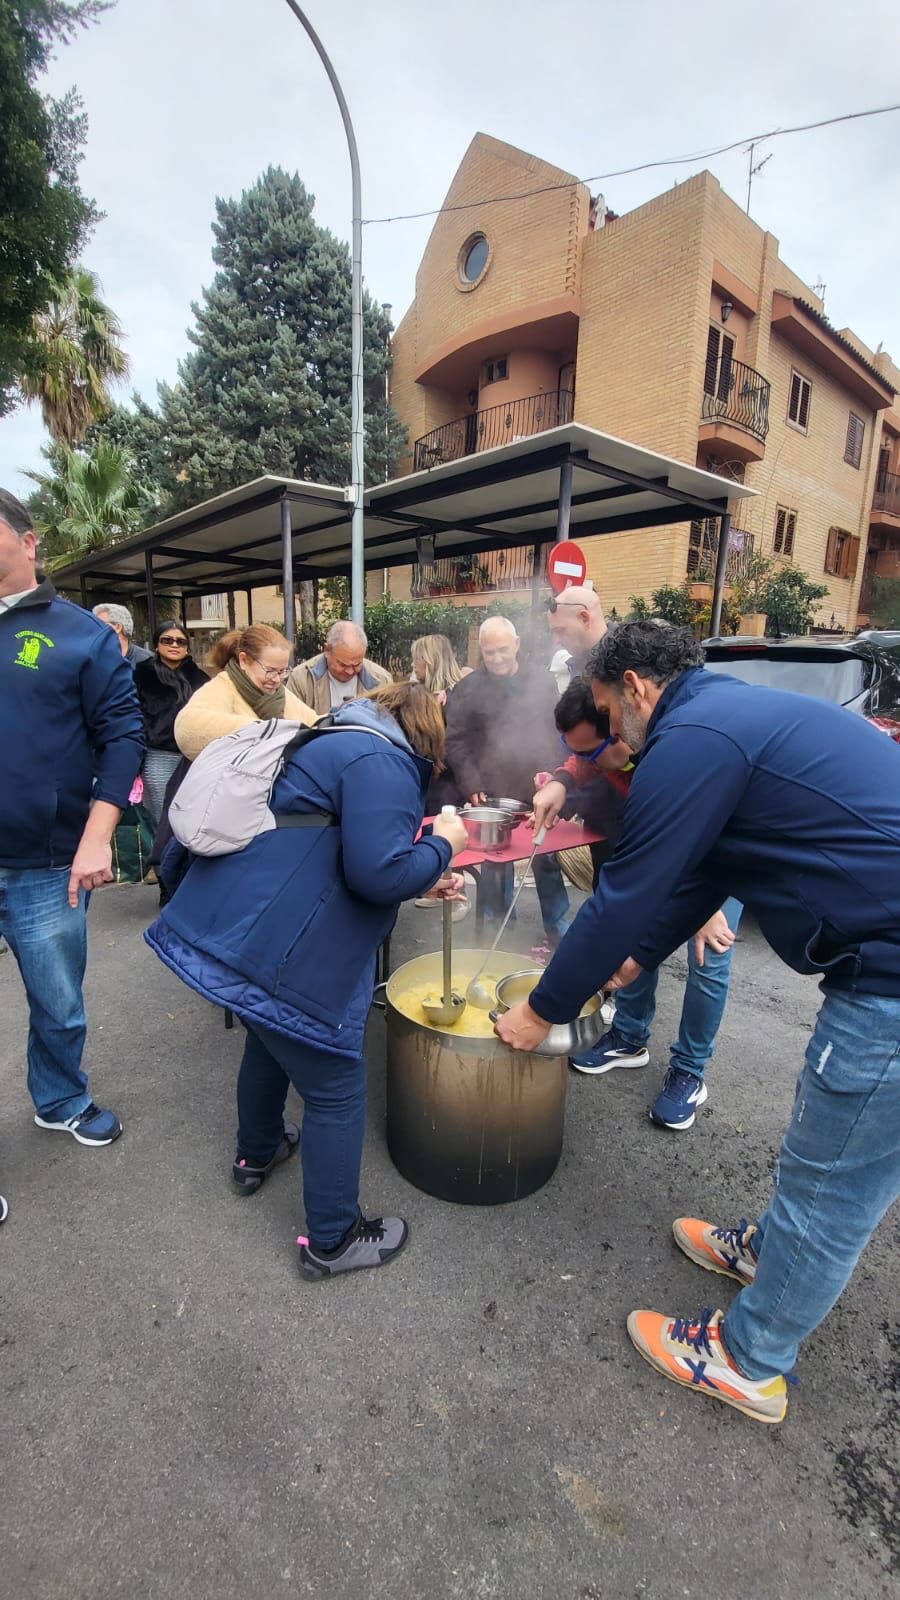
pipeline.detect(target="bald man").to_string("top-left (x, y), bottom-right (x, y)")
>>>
top-left (444, 616), bottom-right (569, 950)
top-left (288, 620), bottom-right (391, 715)
top-left (547, 585), bottom-right (608, 678)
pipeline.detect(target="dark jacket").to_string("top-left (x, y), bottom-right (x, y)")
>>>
top-left (126, 640), bottom-right (152, 667)
top-left (134, 655), bottom-right (207, 751)
top-left (443, 660), bottom-right (558, 803)
top-left (0, 580), bottom-right (144, 868)
top-left (530, 666), bottom-right (900, 1023)
top-left (144, 700), bottom-right (452, 1055)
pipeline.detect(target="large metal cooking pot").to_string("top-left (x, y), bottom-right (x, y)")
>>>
top-left (483, 796), bottom-right (530, 823)
top-left (458, 806), bottom-right (514, 850)
top-left (384, 948), bottom-right (567, 1205)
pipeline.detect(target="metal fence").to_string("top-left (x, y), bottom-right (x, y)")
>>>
top-left (410, 544), bottom-right (547, 598)
top-left (701, 357), bottom-right (771, 443)
top-left (687, 520), bottom-right (756, 582)
top-left (413, 389), bottom-right (575, 471)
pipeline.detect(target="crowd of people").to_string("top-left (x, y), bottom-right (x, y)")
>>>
top-left (2, 483), bottom-right (899, 1427)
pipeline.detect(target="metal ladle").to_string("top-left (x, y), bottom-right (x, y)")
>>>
top-left (421, 896), bottom-right (468, 1028)
top-left (466, 825), bottom-right (546, 1009)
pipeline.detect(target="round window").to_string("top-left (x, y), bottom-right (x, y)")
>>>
top-left (459, 233), bottom-right (489, 286)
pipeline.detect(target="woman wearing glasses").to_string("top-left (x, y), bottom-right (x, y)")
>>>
top-left (133, 623), bottom-right (208, 825)
top-left (174, 624), bottom-right (315, 762)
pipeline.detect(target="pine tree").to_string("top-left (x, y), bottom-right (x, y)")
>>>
top-left (143, 167), bottom-right (404, 509)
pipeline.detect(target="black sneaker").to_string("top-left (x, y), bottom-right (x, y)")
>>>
top-left (232, 1123), bottom-right (300, 1195)
top-left (298, 1213), bottom-right (408, 1279)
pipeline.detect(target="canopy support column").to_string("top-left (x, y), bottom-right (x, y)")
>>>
top-left (280, 495), bottom-right (295, 652)
top-left (555, 459), bottom-right (573, 543)
top-left (709, 512), bottom-right (731, 638)
top-left (144, 551), bottom-right (157, 639)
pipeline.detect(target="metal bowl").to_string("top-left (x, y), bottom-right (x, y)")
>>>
top-left (484, 796), bottom-right (530, 823)
top-left (459, 805), bottom-right (514, 850)
top-left (492, 968), bottom-right (606, 1058)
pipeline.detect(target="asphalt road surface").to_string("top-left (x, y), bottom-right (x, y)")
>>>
top-left (1, 880), bottom-right (897, 1599)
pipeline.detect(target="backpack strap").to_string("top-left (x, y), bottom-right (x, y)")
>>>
top-left (274, 811), bottom-right (338, 829)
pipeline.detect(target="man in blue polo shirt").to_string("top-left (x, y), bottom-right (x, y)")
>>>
top-left (496, 620), bottom-right (900, 1425)
top-left (0, 490), bottom-right (144, 1190)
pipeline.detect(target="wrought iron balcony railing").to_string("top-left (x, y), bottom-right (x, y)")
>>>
top-left (687, 520), bottom-right (756, 583)
top-left (413, 389), bottom-right (574, 471)
top-left (410, 544), bottom-right (547, 598)
top-left (701, 357), bottom-right (770, 444)
top-left (873, 467), bottom-right (900, 519)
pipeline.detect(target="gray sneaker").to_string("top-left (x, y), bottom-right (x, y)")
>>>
top-left (298, 1213), bottom-right (408, 1279)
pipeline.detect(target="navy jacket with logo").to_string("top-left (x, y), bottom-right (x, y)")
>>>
top-left (0, 580), bottom-right (144, 868)
top-left (529, 666), bottom-right (900, 1022)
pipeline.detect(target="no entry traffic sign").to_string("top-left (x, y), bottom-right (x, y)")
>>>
top-left (547, 540), bottom-right (587, 593)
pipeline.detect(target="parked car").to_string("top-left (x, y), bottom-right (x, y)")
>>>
top-left (703, 631), bottom-right (900, 741)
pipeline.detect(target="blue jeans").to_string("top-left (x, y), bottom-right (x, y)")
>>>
top-left (613, 898), bottom-right (743, 1077)
top-left (481, 855), bottom-right (570, 942)
top-left (237, 1021), bottom-right (367, 1251)
top-left (0, 866), bottom-right (91, 1120)
top-left (723, 987), bottom-right (900, 1379)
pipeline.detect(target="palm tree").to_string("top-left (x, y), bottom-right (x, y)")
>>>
top-left (19, 267), bottom-right (130, 446)
top-left (26, 438), bottom-right (152, 563)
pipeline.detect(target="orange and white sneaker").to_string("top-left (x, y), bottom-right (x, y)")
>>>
top-left (627, 1306), bottom-right (789, 1424)
top-left (673, 1216), bottom-right (758, 1284)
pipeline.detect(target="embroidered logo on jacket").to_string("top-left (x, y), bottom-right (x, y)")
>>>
top-left (13, 629), bottom-right (54, 669)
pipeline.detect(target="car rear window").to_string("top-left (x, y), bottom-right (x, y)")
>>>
top-left (704, 652), bottom-right (868, 707)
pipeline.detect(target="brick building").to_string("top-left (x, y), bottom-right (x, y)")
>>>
top-left (385, 134), bottom-right (896, 630)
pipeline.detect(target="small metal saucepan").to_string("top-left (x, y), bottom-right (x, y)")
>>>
top-left (491, 969), bottom-right (607, 1058)
top-left (459, 805), bottom-right (514, 850)
top-left (483, 796), bottom-right (530, 823)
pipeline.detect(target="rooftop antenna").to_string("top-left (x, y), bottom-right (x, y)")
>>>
top-left (745, 141), bottom-right (773, 213)
top-left (812, 277), bottom-right (826, 304)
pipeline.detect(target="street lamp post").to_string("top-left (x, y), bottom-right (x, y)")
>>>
top-left (282, 1), bottom-right (365, 624)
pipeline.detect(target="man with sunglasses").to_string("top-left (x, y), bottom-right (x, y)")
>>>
top-left (546, 584), bottom-right (610, 678)
top-left (535, 679), bottom-right (741, 1131)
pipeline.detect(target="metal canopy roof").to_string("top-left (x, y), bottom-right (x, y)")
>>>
top-left (54, 422), bottom-right (755, 602)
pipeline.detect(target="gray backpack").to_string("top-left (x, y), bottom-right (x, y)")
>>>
top-left (168, 716), bottom-right (393, 857)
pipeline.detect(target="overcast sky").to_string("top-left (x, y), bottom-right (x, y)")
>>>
top-left (3, 0), bottom-right (899, 497)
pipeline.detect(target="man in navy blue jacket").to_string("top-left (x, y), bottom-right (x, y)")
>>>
top-left (496, 620), bottom-right (900, 1424)
top-left (0, 491), bottom-right (144, 1168)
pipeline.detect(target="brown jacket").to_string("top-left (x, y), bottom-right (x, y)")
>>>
top-left (287, 652), bottom-right (392, 716)
top-left (173, 670), bottom-right (316, 761)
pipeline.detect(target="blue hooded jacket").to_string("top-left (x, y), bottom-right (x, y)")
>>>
top-left (529, 666), bottom-right (900, 1024)
top-left (144, 700), bottom-right (452, 1055)
top-left (0, 580), bottom-right (144, 868)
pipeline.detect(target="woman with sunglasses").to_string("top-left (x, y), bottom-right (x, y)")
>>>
top-left (174, 624), bottom-right (316, 761)
top-left (134, 623), bottom-right (208, 825)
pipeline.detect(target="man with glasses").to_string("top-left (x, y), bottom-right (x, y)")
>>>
top-left (288, 620), bottom-right (391, 715)
top-left (0, 490), bottom-right (143, 1163)
top-left (535, 678), bottom-right (741, 1132)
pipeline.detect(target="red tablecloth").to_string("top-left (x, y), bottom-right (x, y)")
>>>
top-left (426, 817), bottom-right (605, 870)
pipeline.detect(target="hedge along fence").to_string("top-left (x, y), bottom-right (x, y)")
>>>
top-left (295, 596), bottom-right (545, 679)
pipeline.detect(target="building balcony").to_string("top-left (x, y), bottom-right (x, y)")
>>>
top-left (686, 520), bottom-right (757, 584)
top-left (413, 389), bottom-right (574, 472)
top-left (698, 358), bottom-right (770, 465)
top-left (410, 544), bottom-right (547, 599)
top-left (871, 468), bottom-right (900, 531)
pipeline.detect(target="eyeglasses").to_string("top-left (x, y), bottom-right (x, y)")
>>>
top-left (559, 732), bottom-right (615, 762)
top-left (247, 656), bottom-right (290, 682)
top-left (159, 635), bottom-right (188, 648)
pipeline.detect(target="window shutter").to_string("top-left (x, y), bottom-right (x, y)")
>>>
top-left (784, 512), bottom-right (796, 557)
top-left (825, 527), bottom-right (838, 573)
top-left (788, 372), bottom-right (801, 421)
top-left (717, 332), bottom-right (735, 400)
top-left (844, 413), bottom-right (864, 468)
top-left (774, 508), bottom-right (785, 554)
top-left (797, 379), bottom-right (810, 430)
top-left (846, 535), bottom-right (860, 579)
top-left (703, 326), bottom-right (720, 396)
